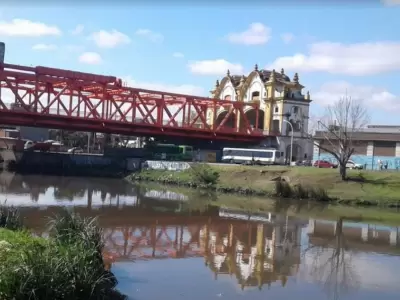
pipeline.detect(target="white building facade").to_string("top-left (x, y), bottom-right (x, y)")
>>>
top-left (209, 65), bottom-right (313, 162)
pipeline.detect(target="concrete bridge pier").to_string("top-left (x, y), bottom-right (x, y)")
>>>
top-left (390, 229), bottom-right (398, 246)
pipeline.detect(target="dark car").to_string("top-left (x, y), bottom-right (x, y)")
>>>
top-left (313, 160), bottom-right (338, 168)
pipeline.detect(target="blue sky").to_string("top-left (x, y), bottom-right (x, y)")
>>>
top-left (1, 1), bottom-right (400, 124)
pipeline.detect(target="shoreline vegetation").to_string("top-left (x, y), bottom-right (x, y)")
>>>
top-left (128, 164), bottom-right (400, 208)
top-left (0, 206), bottom-right (126, 300)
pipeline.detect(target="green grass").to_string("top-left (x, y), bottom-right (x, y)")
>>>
top-left (0, 209), bottom-right (126, 300)
top-left (130, 165), bottom-right (400, 207)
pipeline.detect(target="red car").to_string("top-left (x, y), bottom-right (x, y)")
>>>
top-left (313, 160), bottom-right (338, 168)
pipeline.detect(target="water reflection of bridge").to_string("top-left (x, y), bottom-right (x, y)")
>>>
top-left (20, 205), bottom-right (307, 290)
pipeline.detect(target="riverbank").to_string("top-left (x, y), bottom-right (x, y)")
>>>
top-left (128, 164), bottom-right (400, 207)
top-left (0, 207), bottom-right (126, 300)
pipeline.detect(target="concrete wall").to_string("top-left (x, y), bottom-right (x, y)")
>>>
top-left (13, 152), bottom-right (139, 177)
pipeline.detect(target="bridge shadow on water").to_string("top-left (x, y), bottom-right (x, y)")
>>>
top-left (0, 172), bottom-right (400, 300)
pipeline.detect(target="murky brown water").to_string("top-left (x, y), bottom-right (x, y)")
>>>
top-left (1, 172), bottom-right (400, 300)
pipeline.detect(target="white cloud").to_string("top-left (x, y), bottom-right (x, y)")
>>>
top-left (90, 30), bottom-right (131, 48)
top-left (0, 19), bottom-right (61, 37)
top-left (71, 24), bottom-right (84, 35)
top-left (135, 29), bottom-right (164, 43)
top-left (281, 33), bottom-right (294, 44)
top-left (312, 81), bottom-right (400, 112)
top-left (381, 0), bottom-right (400, 6)
top-left (32, 44), bottom-right (57, 51)
top-left (173, 52), bottom-right (184, 58)
top-left (226, 23), bottom-right (271, 46)
top-left (268, 41), bottom-right (400, 76)
top-left (78, 52), bottom-right (102, 65)
top-left (188, 59), bottom-right (244, 76)
top-left (123, 76), bottom-right (204, 95)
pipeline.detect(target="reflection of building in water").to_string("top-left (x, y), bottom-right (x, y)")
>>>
top-left (308, 219), bottom-right (400, 250)
top-left (200, 212), bottom-right (304, 290)
top-left (304, 219), bottom-right (400, 298)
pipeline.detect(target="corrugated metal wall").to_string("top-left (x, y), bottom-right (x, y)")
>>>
top-left (319, 140), bottom-right (367, 155)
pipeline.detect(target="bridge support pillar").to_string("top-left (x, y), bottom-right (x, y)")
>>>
top-left (361, 225), bottom-right (369, 242)
top-left (390, 229), bottom-right (398, 246)
top-left (307, 219), bottom-right (315, 234)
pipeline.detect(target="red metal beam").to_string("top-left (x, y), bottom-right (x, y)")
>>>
top-left (0, 62), bottom-right (273, 142)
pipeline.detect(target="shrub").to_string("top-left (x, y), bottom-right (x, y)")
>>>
top-left (274, 181), bottom-right (330, 202)
top-left (274, 181), bottom-right (293, 198)
top-left (293, 184), bottom-right (309, 199)
top-left (190, 163), bottom-right (220, 186)
top-left (0, 204), bottom-right (23, 231)
top-left (309, 187), bottom-right (330, 202)
top-left (0, 210), bottom-right (126, 300)
top-left (48, 211), bottom-right (104, 257)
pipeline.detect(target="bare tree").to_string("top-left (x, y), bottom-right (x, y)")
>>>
top-left (303, 218), bottom-right (360, 300)
top-left (313, 96), bottom-right (369, 180)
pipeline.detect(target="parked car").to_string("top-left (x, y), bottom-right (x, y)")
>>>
top-left (294, 160), bottom-right (312, 166)
top-left (313, 160), bottom-right (338, 168)
top-left (24, 141), bottom-right (52, 152)
top-left (67, 147), bottom-right (84, 154)
top-left (346, 160), bottom-right (364, 169)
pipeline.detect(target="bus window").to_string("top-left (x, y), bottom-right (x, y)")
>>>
top-left (185, 146), bottom-right (193, 153)
top-left (275, 151), bottom-right (280, 158)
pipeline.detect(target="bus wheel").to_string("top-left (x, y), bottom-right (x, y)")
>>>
top-left (229, 159), bottom-right (234, 164)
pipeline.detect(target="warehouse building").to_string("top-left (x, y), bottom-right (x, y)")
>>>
top-left (313, 125), bottom-right (400, 170)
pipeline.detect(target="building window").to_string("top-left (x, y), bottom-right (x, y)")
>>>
top-left (292, 106), bottom-right (299, 114)
top-left (251, 91), bottom-right (260, 101)
top-left (274, 106), bottom-right (279, 113)
top-left (224, 95), bottom-right (231, 101)
top-left (295, 121), bottom-right (301, 132)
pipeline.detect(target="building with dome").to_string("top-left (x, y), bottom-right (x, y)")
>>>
top-left (208, 64), bottom-right (313, 162)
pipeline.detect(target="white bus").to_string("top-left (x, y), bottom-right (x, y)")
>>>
top-left (222, 148), bottom-right (285, 165)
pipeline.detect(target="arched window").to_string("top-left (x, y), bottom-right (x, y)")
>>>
top-left (295, 121), bottom-right (301, 132)
top-left (251, 91), bottom-right (260, 101)
top-left (224, 95), bottom-right (232, 101)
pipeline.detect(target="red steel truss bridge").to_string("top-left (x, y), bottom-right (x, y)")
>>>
top-left (0, 63), bottom-right (271, 142)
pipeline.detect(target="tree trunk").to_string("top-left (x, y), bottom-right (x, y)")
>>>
top-left (339, 164), bottom-right (347, 181)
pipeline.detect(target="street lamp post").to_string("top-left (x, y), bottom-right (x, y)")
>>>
top-left (283, 119), bottom-right (294, 166)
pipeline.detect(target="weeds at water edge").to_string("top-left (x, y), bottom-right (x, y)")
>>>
top-left (0, 201), bottom-right (23, 230)
top-left (274, 181), bottom-right (331, 202)
top-left (0, 209), bottom-right (126, 300)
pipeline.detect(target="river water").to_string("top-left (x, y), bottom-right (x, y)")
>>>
top-left (1, 172), bottom-right (400, 300)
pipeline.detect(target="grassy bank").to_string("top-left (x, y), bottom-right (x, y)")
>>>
top-left (129, 164), bottom-right (400, 207)
top-left (0, 206), bottom-right (126, 300)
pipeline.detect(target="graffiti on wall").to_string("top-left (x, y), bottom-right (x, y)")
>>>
top-left (144, 190), bottom-right (188, 201)
top-left (145, 160), bottom-right (191, 171)
top-left (315, 153), bottom-right (400, 171)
